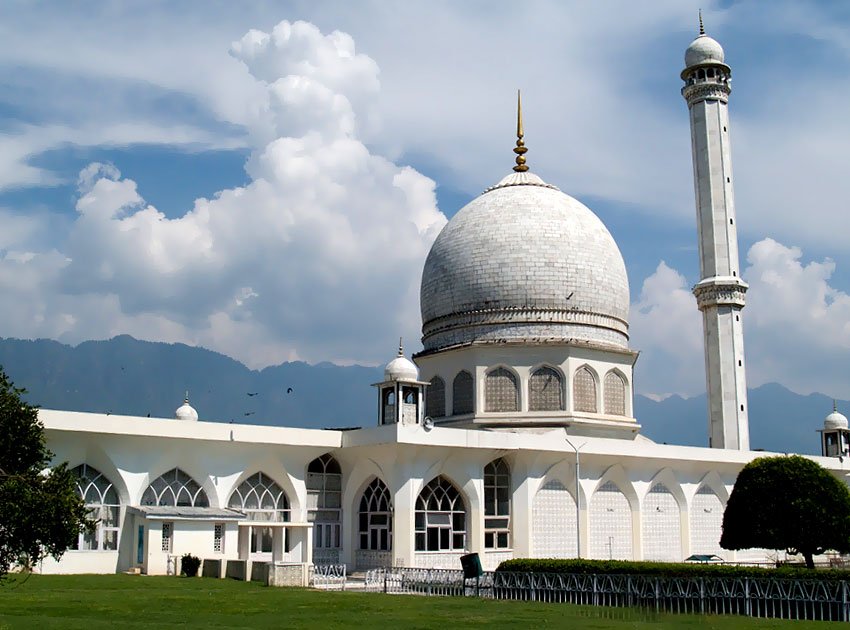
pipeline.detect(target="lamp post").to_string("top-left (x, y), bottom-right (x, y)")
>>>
top-left (564, 428), bottom-right (587, 558)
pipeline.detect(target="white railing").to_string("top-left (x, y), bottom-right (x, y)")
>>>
top-left (311, 564), bottom-right (347, 590)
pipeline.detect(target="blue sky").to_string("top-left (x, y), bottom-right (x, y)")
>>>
top-left (1, 1), bottom-right (849, 402)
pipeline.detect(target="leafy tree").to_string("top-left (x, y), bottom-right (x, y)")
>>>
top-left (721, 455), bottom-right (850, 569)
top-left (0, 366), bottom-right (91, 577)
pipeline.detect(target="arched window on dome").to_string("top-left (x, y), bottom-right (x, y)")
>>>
top-left (141, 468), bottom-right (208, 507)
top-left (426, 376), bottom-right (445, 418)
top-left (573, 367), bottom-right (598, 413)
top-left (71, 464), bottom-right (120, 551)
top-left (228, 472), bottom-right (290, 556)
top-left (485, 368), bottom-right (518, 412)
top-left (307, 454), bottom-right (342, 558)
top-left (604, 371), bottom-right (627, 416)
top-left (359, 478), bottom-right (393, 551)
top-left (529, 367), bottom-right (564, 411)
top-left (484, 459), bottom-right (511, 549)
top-left (415, 476), bottom-right (466, 552)
top-left (452, 371), bottom-right (474, 415)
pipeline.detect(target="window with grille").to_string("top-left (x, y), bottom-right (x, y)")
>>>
top-left (604, 371), bottom-right (627, 416)
top-left (529, 367), bottom-right (563, 411)
top-left (485, 368), bottom-right (518, 412)
top-left (359, 478), bottom-right (393, 551)
top-left (426, 377), bottom-right (445, 418)
top-left (642, 483), bottom-right (680, 562)
top-left (214, 523), bottom-right (224, 554)
top-left (415, 476), bottom-right (466, 552)
top-left (573, 367), bottom-right (597, 413)
top-left (452, 371), bottom-right (474, 415)
top-left (307, 454), bottom-right (342, 549)
top-left (141, 468), bottom-right (208, 507)
top-left (228, 472), bottom-right (290, 522)
top-left (161, 522), bottom-right (172, 553)
top-left (589, 481), bottom-right (632, 560)
top-left (71, 464), bottom-right (120, 551)
top-left (484, 459), bottom-right (511, 549)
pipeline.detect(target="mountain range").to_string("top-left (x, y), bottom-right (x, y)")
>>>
top-left (0, 335), bottom-right (837, 455)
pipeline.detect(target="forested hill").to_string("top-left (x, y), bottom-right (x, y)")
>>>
top-left (0, 336), bottom-right (837, 454)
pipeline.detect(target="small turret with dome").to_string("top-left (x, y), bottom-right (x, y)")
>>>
top-left (384, 339), bottom-right (420, 382)
top-left (684, 12), bottom-right (727, 69)
top-left (820, 401), bottom-right (850, 457)
top-left (373, 340), bottom-right (428, 426)
top-left (175, 392), bottom-right (199, 422)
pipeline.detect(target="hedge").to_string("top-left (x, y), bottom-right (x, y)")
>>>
top-left (495, 558), bottom-right (850, 581)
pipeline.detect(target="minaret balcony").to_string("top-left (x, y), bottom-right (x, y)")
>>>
top-left (692, 277), bottom-right (748, 310)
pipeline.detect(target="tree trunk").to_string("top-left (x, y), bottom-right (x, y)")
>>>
top-left (803, 550), bottom-right (815, 569)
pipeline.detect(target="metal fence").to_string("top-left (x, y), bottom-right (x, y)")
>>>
top-left (362, 568), bottom-right (850, 622)
top-left (311, 564), bottom-right (347, 590)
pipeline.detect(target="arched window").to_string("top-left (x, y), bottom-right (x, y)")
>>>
top-left (484, 459), bottom-right (510, 549)
top-left (532, 480), bottom-right (577, 558)
top-left (426, 377), bottom-right (445, 418)
top-left (71, 464), bottom-right (120, 551)
top-left (573, 367), bottom-right (597, 413)
top-left (141, 468), bottom-right (208, 507)
top-left (359, 478), bottom-right (393, 551)
top-left (415, 476), bottom-right (466, 552)
top-left (642, 483), bottom-right (681, 562)
top-left (529, 367), bottom-right (563, 411)
top-left (228, 472), bottom-right (290, 522)
top-left (452, 371), bottom-right (474, 415)
top-left (589, 481), bottom-right (633, 560)
top-left (690, 485), bottom-right (724, 558)
top-left (485, 368), bottom-right (518, 412)
top-left (382, 387), bottom-right (396, 424)
top-left (604, 371), bottom-right (627, 416)
top-left (307, 454), bottom-right (342, 551)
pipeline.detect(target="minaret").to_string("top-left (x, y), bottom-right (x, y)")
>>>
top-left (681, 15), bottom-right (749, 450)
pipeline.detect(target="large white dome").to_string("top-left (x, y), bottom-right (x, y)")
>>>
top-left (419, 171), bottom-right (630, 353)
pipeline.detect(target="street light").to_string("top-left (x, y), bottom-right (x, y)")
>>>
top-left (564, 427), bottom-right (586, 558)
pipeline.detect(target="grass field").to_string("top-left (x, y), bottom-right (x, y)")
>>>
top-left (0, 574), bottom-right (844, 629)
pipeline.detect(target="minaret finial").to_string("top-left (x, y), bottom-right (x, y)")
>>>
top-left (699, 9), bottom-right (705, 36)
top-left (835, 399), bottom-right (838, 413)
top-left (513, 90), bottom-right (529, 173)
top-left (184, 390), bottom-right (189, 403)
top-left (398, 337), bottom-right (404, 356)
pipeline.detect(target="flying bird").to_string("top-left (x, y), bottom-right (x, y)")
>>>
top-left (286, 387), bottom-right (294, 394)
top-left (244, 412), bottom-right (255, 416)
top-left (247, 392), bottom-right (258, 397)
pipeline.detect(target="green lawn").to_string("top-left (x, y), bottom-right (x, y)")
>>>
top-left (0, 574), bottom-right (843, 629)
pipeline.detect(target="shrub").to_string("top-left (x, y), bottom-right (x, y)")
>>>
top-left (495, 558), bottom-right (850, 581)
top-left (180, 554), bottom-right (201, 577)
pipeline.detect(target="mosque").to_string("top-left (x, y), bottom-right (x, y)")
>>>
top-left (36, 24), bottom-right (849, 578)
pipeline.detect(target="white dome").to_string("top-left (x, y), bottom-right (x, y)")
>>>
top-left (685, 34), bottom-right (725, 68)
top-left (385, 352), bottom-right (419, 381)
top-left (175, 398), bottom-right (199, 422)
top-left (420, 171), bottom-right (629, 353)
top-left (825, 410), bottom-right (848, 430)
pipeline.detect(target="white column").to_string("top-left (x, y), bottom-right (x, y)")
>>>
top-left (682, 39), bottom-right (749, 450)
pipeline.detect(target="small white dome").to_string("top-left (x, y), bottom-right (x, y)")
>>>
top-left (825, 409), bottom-right (848, 430)
top-left (685, 34), bottom-right (725, 68)
top-left (175, 397), bottom-right (199, 422)
top-left (384, 342), bottom-right (419, 381)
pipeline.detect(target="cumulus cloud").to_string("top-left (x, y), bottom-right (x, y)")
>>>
top-left (0, 20), bottom-right (446, 368)
top-left (631, 238), bottom-right (850, 399)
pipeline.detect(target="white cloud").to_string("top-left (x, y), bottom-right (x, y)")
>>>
top-left (0, 20), bottom-right (446, 368)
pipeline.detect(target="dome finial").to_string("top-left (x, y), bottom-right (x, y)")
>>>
top-left (699, 9), bottom-right (705, 36)
top-left (398, 337), bottom-right (404, 356)
top-left (835, 399), bottom-right (839, 413)
top-left (184, 389), bottom-right (189, 403)
top-left (513, 90), bottom-right (529, 173)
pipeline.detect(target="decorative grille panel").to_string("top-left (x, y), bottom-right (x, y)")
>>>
top-left (214, 523), bottom-right (224, 553)
top-left (485, 368), bottom-right (518, 412)
top-left (426, 377), bottom-right (445, 418)
top-left (452, 371), bottom-right (474, 415)
top-left (604, 372), bottom-right (627, 416)
top-left (690, 486), bottom-right (724, 558)
top-left (589, 481), bottom-right (632, 560)
top-left (529, 367), bottom-right (563, 411)
top-left (161, 522), bottom-right (172, 552)
top-left (532, 480), bottom-right (577, 558)
top-left (642, 484), bottom-right (681, 561)
top-left (573, 368), bottom-right (597, 413)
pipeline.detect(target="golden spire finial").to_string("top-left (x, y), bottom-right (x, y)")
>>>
top-left (513, 89), bottom-right (529, 173)
top-left (398, 337), bottom-right (404, 356)
top-left (699, 9), bottom-right (705, 35)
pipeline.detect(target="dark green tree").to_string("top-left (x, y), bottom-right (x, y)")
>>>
top-left (721, 455), bottom-right (850, 569)
top-left (0, 366), bottom-right (90, 577)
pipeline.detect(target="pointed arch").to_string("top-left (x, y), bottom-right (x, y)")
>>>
top-left (141, 468), bottom-right (208, 507)
top-left (452, 370), bottom-right (474, 415)
top-left (529, 365), bottom-right (564, 411)
top-left (358, 477), bottom-right (393, 551)
top-left (484, 458), bottom-right (511, 549)
top-left (573, 365), bottom-right (598, 413)
top-left (642, 481), bottom-right (683, 562)
top-left (307, 454), bottom-right (342, 555)
top-left (532, 479), bottom-right (577, 558)
top-left (485, 366), bottom-right (519, 412)
top-left (415, 475), bottom-right (467, 551)
top-left (690, 475), bottom-right (727, 559)
top-left (71, 464), bottom-right (120, 551)
top-left (603, 370), bottom-right (627, 416)
top-left (589, 466), bottom-right (637, 561)
top-left (426, 376), bottom-right (446, 418)
top-left (227, 472), bottom-right (290, 522)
